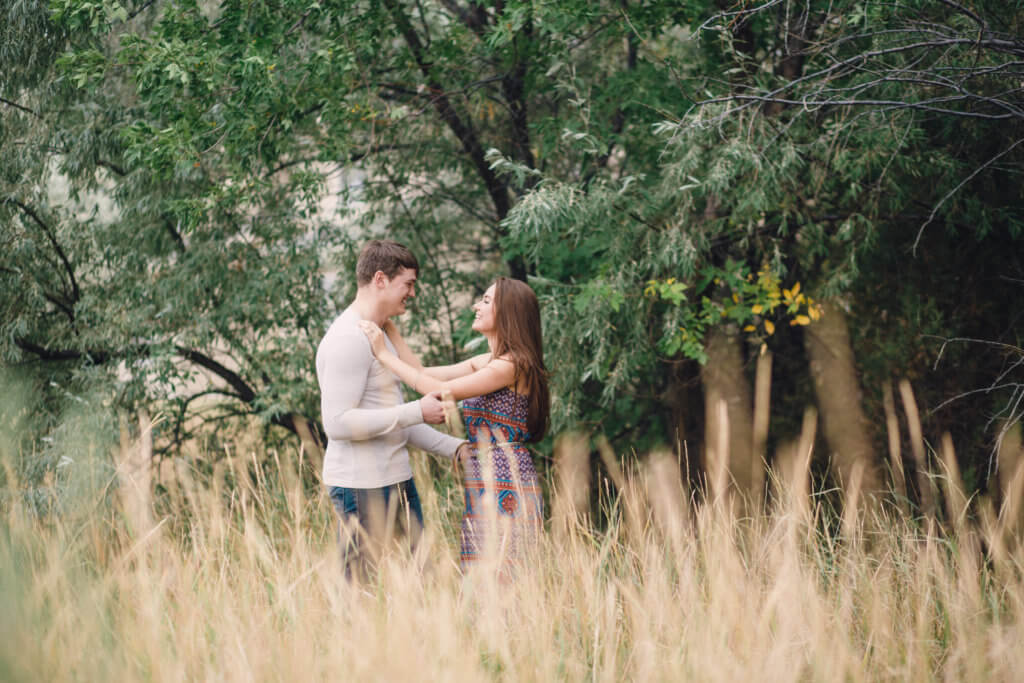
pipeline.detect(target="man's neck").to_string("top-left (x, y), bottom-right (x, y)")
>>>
top-left (352, 290), bottom-right (388, 326)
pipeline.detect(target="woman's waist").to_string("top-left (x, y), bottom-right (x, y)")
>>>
top-left (468, 438), bottom-right (527, 449)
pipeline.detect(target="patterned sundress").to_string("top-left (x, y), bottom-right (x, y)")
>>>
top-left (460, 387), bottom-right (543, 570)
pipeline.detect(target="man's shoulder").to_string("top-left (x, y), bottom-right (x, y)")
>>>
top-left (317, 309), bottom-right (369, 357)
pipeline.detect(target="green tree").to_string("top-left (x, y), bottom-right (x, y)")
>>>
top-left (3, 0), bottom-right (1021, 504)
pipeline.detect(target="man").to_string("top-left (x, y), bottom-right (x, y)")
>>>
top-left (316, 239), bottom-right (468, 576)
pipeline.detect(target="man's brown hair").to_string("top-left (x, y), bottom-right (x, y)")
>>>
top-left (356, 240), bottom-right (419, 286)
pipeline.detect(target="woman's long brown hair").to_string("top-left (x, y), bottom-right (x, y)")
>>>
top-left (492, 277), bottom-right (550, 442)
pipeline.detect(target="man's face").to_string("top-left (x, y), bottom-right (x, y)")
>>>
top-left (378, 267), bottom-right (417, 317)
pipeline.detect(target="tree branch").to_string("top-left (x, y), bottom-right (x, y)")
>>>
top-left (5, 199), bottom-right (80, 303)
top-left (174, 346), bottom-right (257, 403)
top-left (438, 0), bottom-right (491, 39)
top-left (14, 338), bottom-right (109, 363)
top-left (501, 11), bottom-right (536, 177)
top-left (913, 137), bottom-right (1024, 254)
top-left (127, 0), bottom-right (157, 21)
top-left (15, 337), bottom-right (314, 441)
top-left (0, 97), bottom-right (42, 118)
top-left (381, 0), bottom-right (510, 222)
top-left (96, 159), bottom-right (127, 176)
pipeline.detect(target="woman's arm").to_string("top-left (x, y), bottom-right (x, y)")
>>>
top-left (381, 321), bottom-right (491, 380)
top-left (381, 320), bottom-right (423, 371)
top-left (361, 322), bottom-right (513, 400)
top-left (422, 352), bottom-right (492, 381)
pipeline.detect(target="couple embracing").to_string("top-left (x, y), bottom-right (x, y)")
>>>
top-left (315, 239), bottom-right (549, 578)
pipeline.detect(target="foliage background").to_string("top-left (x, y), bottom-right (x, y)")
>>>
top-left (2, 0), bottom-right (1022, 501)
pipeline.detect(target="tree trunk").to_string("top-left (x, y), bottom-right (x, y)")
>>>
top-left (663, 359), bottom-right (699, 479)
top-left (803, 301), bottom-right (884, 500)
top-left (702, 325), bottom-right (755, 502)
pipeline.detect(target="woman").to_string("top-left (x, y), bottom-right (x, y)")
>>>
top-left (359, 277), bottom-right (549, 572)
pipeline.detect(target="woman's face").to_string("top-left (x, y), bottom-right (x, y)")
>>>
top-left (471, 283), bottom-right (497, 334)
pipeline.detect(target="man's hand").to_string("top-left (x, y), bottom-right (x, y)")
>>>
top-left (419, 391), bottom-right (448, 424)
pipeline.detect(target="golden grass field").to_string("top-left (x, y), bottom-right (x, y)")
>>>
top-left (1, 402), bottom-right (1023, 682)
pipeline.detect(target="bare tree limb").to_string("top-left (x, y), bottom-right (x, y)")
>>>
top-left (913, 137), bottom-right (1024, 254)
top-left (0, 97), bottom-right (42, 118)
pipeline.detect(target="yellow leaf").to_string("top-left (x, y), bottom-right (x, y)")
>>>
top-left (731, 293), bottom-right (739, 303)
top-left (743, 325), bottom-right (756, 332)
top-left (751, 304), bottom-right (763, 314)
top-left (783, 287), bottom-right (792, 301)
top-left (796, 293), bottom-right (806, 305)
top-left (794, 315), bottom-right (811, 326)
top-left (764, 320), bottom-right (775, 335)
top-left (809, 306), bottom-right (822, 321)
top-left (791, 282), bottom-right (801, 297)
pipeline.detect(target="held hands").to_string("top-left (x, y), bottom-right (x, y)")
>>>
top-left (358, 320), bottom-right (389, 358)
top-left (419, 391), bottom-right (448, 424)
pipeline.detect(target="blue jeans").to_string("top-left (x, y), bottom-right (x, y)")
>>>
top-left (328, 479), bottom-right (424, 578)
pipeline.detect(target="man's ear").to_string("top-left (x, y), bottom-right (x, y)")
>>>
top-left (372, 270), bottom-right (388, 287)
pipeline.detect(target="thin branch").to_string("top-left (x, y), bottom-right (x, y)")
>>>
top-left (5, 199), bottom-right (80, 303)
top-left (163, 217), bottom-right (187, 252)
top-left (689, 36), bottom-right (1024, 128)
top-left (936, 0), bottom-right (989, 32)
top-left (0, 97), bottom-right (42, 118)
top-left (284, 8), bottom-right (313, 36)
top-left (96, 159), bottom-right (127, 176)
top-left (913, 137), bottom-right (1024, 254)
top-left (40, 290), bottom-right (76, 324)
top-left (930, 383), bottom-right (1022, 413)
top-left (930, 335), bottom-right (1024, 370)
top-left (697, 0), bottom-right (786, 33)
top-left (127, 0), bottom-right (157, 21)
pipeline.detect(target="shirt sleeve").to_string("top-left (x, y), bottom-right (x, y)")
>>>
top-left (319, 328), bottom-right (423, 441)
top-left (405, 424), bottom-right (464, 459)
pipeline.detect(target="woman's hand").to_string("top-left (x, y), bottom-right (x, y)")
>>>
top-left (454, 442), bottom-right (473, 479)
top-left (358, 320), bottom-right (389, 357)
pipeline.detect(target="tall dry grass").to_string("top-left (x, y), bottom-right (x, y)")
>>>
top-left (1, 414), bottom-right (1023, 681)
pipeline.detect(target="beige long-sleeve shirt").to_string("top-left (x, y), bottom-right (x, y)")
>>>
top-left (316, 305), bottom-right (462, 488)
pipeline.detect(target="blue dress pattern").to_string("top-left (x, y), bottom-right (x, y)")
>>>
top-left (460, 387), bottom-right (543, 569)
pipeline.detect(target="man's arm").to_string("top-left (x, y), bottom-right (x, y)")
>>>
top-left (319, 329), bottom-right (425, 441)
top-left (405, 424), bottom-right (465, 459)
